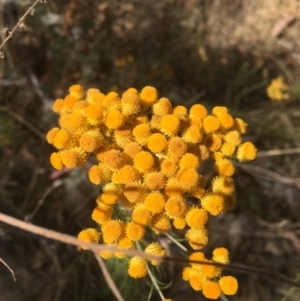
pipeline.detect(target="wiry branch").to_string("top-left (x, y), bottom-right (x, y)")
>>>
top-left (0, 212), bottom-right (300, 289)
top-left (0, 0), bottom-right (44, 51)
top-left (0, 257), bottom-right (16, 282)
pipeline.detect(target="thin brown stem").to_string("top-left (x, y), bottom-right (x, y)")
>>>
top-left (0, 257), bottom-right (16, 282)
top-left (0, 212), bottom-right (300, 289)
top-left (0, 0), bottom-right (43, 51)
top-left (93, 250), bottom-right (125, 301)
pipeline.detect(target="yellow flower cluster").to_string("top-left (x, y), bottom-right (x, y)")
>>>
top-left (182, 248), bottom-right (238, 299)
top-left (47, 84), bottom-right (257, 299)
top-left (266, 76), bottom-right (289, 101)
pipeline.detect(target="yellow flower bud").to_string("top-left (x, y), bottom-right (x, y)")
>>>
top-left (64, 94), bottom-right (78, 110)
top-left (160, 159), bottom-right (178, 177)
top-left (182, 125), bottom-right (203, 144)
top-left (128, 256), bottom-right (148, 278)
top-left (165, 178), bottom-right (183, 197)
top-left (217, 112), bottom-right (234, 130)
top-left (92, 206), bottom-right (112, 224)
top-left (69, 84), bottom-right (84, 99)
top-left (60, 147), bottom-right (86, 168)
top-left (124, 142), bottom-right (142, 157)
top-left (211, 176), bottom-right (235, 195)
top-left (176, 168), bottom-right (199, 191)
top-left (224, 130), bottom-right (241, 147)
top-left (151, 213), bottom-right (171, 233)
top-left (132, 204), bottom-right (152, 225)
top-left (213, 247), bottom-right (229, 264)
top-left (189, 251), bottom-right (205, 268)
top-left (179, 153), bottom-right (200, 169)
top-left (168, 136), bottom-right (187, 158)
top-left (103, 149), bottom-right (125, 170)
top-left (160, 114), bottom-right (180, 136)
top-left (147, 133), bottom-right (168, 153)
top-left (182, 266), bottom-right (192, 281)
top-left (140, 86), bottom-right (158, 105)
top-left (80, 130), bottom-right (103, 152)
top-left (88, 165), bottom-right (104, 185)
top-left (152, 97), bottom-right (172, 116)
top-left (214, 159), bottom-right (235, 177)
top-left (220, 142), bottom-right (235, 157)
top-left (212, 106), bottom-right (228, 116)
top-left (145, 242), bottom-right (165, 265)
top-left (133, 123), bottom-right (152, 146)
top-left (236, 141), bottom-right (257, 162)
top-left (186, 228), bottom-right (208, 250)
top-left (173, 218), bottom-right (186, 229)
top-left (121, 92), bottom-right (141, 115)
top-left (105, 110), bottom-right (125, 129)
top-left (113, 165), bottom-right (140, 184)
top-left (202, 281), bottom-right (221, 300)
top-left (102, 92), bottom-right (121, 110)
top-left (123, 181), bottom-right (147, 203)
top-left (144, 192), bottom-right (166, 214)
top-left (201, 194), bottom-right (225, 216)
top-left (203, 134), bottom-right (222, 152)
top-left (233, 117), bottom-right (247, 134)
top-left (52, 98), bottom-right (64, 113)
top-left (144, 172), bottom-right (166, 191)
top-left (134, 151), bottom-right (154, 172)
top-left (190, 274), bottom-right (205, 291)
top-left (165, 196), bottom-right (187, 218)
top-left (78, 228), bottom-right (101, 249)
top-left (46, 127), bottom-right (59, 144)
top-left (114, 128), bottom-right (133, 148)
top-left (203, 115), bottom-right (220, 134)
top-left (53, 129), bottom-right (71, 149)
top-left (219, 276), bottom-right (238, 295)
top-left (126, 222), bottom-right (145, 241)
top-left (85, 103), bottom-right (104, 125)
top-left (115, 237), bottom-right (135, 258)
top-left (50, 152), bottom-right (64, 170)
top-left (102, 220), bottom-right (125, 244)
top-left (185, 207), bottom-right (208, 228)
top-left (189, 104), bottom-right (207, 119)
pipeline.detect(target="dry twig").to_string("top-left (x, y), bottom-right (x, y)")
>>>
top-left (0, 257), bottom-right (16, 282)
top-left (0, 0), bottom-right (44, 52)
top-left (257, 147), bottom-right (300, 157)
top-left (93, 250), bottom-right (125, 301)
top-left (0, 212), bottom-right (300, 289)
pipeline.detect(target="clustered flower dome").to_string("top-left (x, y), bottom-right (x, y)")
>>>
top-left (47, 84), bottom-right (256, 299)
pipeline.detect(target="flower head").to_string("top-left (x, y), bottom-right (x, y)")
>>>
top-left (153, 97), bottom-right (172, 116)
top-left (126, 222), bottom-right (145, 241)
top-left (128, 256), bottom-right (148, 278)
top-left (144, 192), bottom-right (166, 214)
top-left (237, 141), bottom-right (257, 162)
top-left (102, 220), bottom-right (125, 244)
top-left (160, 114), bottom-right (180, 136)
top-left (147, 133), bottom-right (168, 153)
top-left (134, 151), bottom-right (155, 172)
top-left (185, 207), bottom-right (208, 228)
top-left (105, 110), bottom-right (125, 129)
top-left (202, 281), bottom-right (221, 300)
top-left (140, 86), bottom-right (158, 105)
top-left (219, 276), bottom-right (238, 295)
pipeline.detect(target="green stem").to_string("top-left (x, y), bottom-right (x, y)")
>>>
top-left (165, 233), bottom-right (188, 252)
top-left (136, 242), bottom-right (165, 301)
top-left (220, 293), bottom-right (230, 301)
